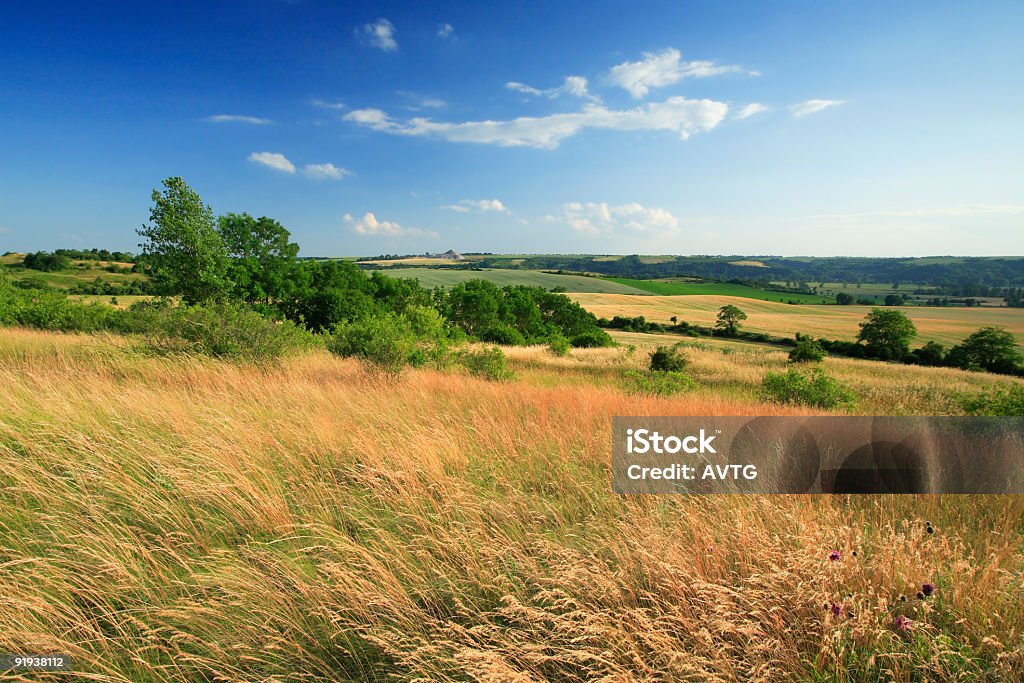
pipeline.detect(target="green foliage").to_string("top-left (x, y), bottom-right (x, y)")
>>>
top-left (909, 341), bottom-right (947, 366)
top-left (959, 384), bottom-right (1024, 416)
top-left (22, 251), bottom-right (72, 272)
top-left (789, 335), bottom-right (826, 363)
top-left (761, 366), bottom-right (856, 409)
top-left (455, 346), bottom-right (515, 382)
top-left (138, 177), bottom-right (231, 304)
top-left (623, 370), bottom-right (696, 396)
top-left (327, 308), bottom-right (449, 375)
top-left (218, 212), bottom-right (300, 305)
top-left (0, 277), bottom-right (119, 332)
top-left (715, 304), bottom-right (747, 336)
top-left (135, 301), bottom-right (313, 362)
top-left (649, 346), bottom-right (687, 372)
top-left (570, 329), bottom-right (615, 348)
top-left (857, 308), bottom-right (917, 360)
top-left (946, 327), bottom-right (1023, 375)
top-left (835, 292), bottom-right (854, 305)
top-left (547, 335), bottom-right (571, 357)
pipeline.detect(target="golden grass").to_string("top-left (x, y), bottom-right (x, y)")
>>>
top-left (0, 328), bottom-right (1023, 681)
top-left (572, 293), bottom-right (1024, 348)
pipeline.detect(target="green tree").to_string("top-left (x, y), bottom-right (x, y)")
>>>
top-left (835, 292), bottom-right (853, 305)
top-left (217, 213), bottom-right (299, 305)
top-left (137, 177), bottom-right (230, 304)
top-left (715, 304), bottom-right (747, 336)
top-left (946, 326), bottom-right (1023, 374)
top-left (857, 308), bottom-right (917, 360)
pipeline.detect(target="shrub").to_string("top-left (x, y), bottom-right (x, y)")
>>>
top-left (761, 367), bottom-right (855, 409)
top-left (649, 346), bottom-right (687, 372)
top-left (959, 384), bottom-right (1024, 416)
top-left (480, 325), bottom-right (526, 346)
top-left (547, 335), bottom-right (571, 357)
top-left (328, 311), bottom-right (420, 375)
top-left (571, 329), bottom-right (615, 348)
top-left (789, 337), bottom-right (826, 363)
top-left (623, 370), bottom-right (696, 396)
top-left (455, 346), bottom-right (515, 382)
top-left (140, 301), bottom-right (313, 362)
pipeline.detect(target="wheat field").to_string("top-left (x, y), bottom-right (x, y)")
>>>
top-left (1, 328), bottom-right (1023, 681)
top-left (571, 294), bottom-right (1024, 348)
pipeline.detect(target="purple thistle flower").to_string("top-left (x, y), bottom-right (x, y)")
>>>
top-left (829, 550), bottom-right (841, 562)
top-left (830, 602), bottom-right (842, 616)
top-left (894, 615), bottom-right (910, 631)
top-left (922, 582), bottom-right (935, 597)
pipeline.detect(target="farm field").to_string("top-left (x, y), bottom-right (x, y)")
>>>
top-left (2, 327), bottom-right (1024, 681)
top-left (379, 267), bottom-right (652, 293)
top-left (601, 276), bottom-right (833, 303)
top-left (573, 293), bottom-right (1024, 348)
top-left (0, 253), bottom-right (145, 290)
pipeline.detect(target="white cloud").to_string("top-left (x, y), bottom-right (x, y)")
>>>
top-left (343, 96), bottom-right (728, 149)
top-left (311, 99), bottom-right (346, 111)
top-left (801, 204), bottom-right (1024, 220)
top-left (359, 18), bottom-right (397, 51)
top-left (437, 23), bottom-right (454, 39)
top-left (789, 99), bottom-right (845, 118)
top-left (248, 152), bottom-right (296, 173)
top-left (344, 212), bottom-right (437, 238)
top-left (397, 92), bottom-right (447, 111)
top-left (441, 199), bottom-right (510, 214)
top-left (549, 202), bottom-right (680, 236)
top-left (607, 48), bottom-right (751, 98)
top-left (734, 103), bottom-right (769, 120)
top-left (206, 114), bottom-right (272, 125)
top-left (303, 163), bottom-right (352, 180)
top-left (506, 75), bottom-right (599, 102)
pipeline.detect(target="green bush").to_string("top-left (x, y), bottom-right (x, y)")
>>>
top-left (139, 301), bottom-right (313, 362)
top-left (761, 366), bottom-right (855, 409)
top-left (328, 311), bottom-right (421, 375)
top-left (571, 329), bottom-right (615, 348)
top-left (789, 337), bottom-right (826, 363)
top-left (649, 346), bottom-right (687, 372)
top-left (623, 370), bottom-right (696, 396)
top-left (481, 325), bottom-right (526, 346)
top-left (455, 346), bottom-right (515, 382)
top-left (959, 384), bottom-right (1024, 416)
top-left (547, 334), bottom-right (571, 357)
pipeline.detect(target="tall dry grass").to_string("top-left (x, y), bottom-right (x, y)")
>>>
top-left (0, 328), bottom-right (1022, 681)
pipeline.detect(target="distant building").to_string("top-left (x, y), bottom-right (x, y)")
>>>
top-left (427, 249), bottom-right (465, 261)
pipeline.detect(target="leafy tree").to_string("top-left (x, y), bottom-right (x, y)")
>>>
top-left (835, 292), bottom-right (853, 305)
top-left (715, 304), bottom-right (747, 336)
top-left (884, 294), bottom-right (903, 306)
top-left (909, 341), bottom-right (947, 366)
top-left (22, 252), bottom-right (71, 272)
top-left (218, 213), bottom-right (300, 305)
top-left (857, 308), bottom-right (916, 360)
top-left (137, 177), bottom-right (230, 304)
top-left (946, 326), bottom-right (1023, 374)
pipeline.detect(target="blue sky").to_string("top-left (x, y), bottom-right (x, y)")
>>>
top-left (2, 0), bottom-right (1022, 257)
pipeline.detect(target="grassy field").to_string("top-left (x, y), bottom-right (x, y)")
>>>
top-left (602, 277), bottom-right (834, 303)
top-left (574, 293), bottom-right (1024, 348)
top-left (1, 327), bottom-right (1023, 681)
top-left (1, 253), bottom-right (146, 290)
top-left (378, 267), bottom-right (652, 293)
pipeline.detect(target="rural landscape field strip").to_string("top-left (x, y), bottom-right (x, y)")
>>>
top-left (573, 293), bottom-right (1024, 348)
top-left (1, 328), bottom-right (1023, 681)
top-left (374, 267), bottom-right (654, 294)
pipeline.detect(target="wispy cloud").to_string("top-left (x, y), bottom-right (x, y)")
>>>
top-left (343, 96), bottom-right (728, 149)
top-left (506, 76), bottom-right (599, 102)
top-left (789, 99), bottom-right (845, 118)
top-left (546, 202), bottom-right (680, 236)
top-left (311, 99), bottom-right (346, 111)
top-left (607, 48), bottom-right (752, 99)
top-left (358, 18), bottom-right (397, 51)
top-left (437, 23), bottom-right (454, 39)
top-left (397, 92), bottom-right (447, 111)
top-left (734, 103), bottom-right (769, 120)
top-left (248, 152), bottom-right (296, 173)
top-left (206, 114), bottom-right (272, 125)
top-left (344, 212), bottom-right (437, 238)
top-left (441, 199), bottom-right (510, 214)
top-left (801, 204), bottom-right (1024, 220)
top-left (303, 163), bottom-right (352, 180)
